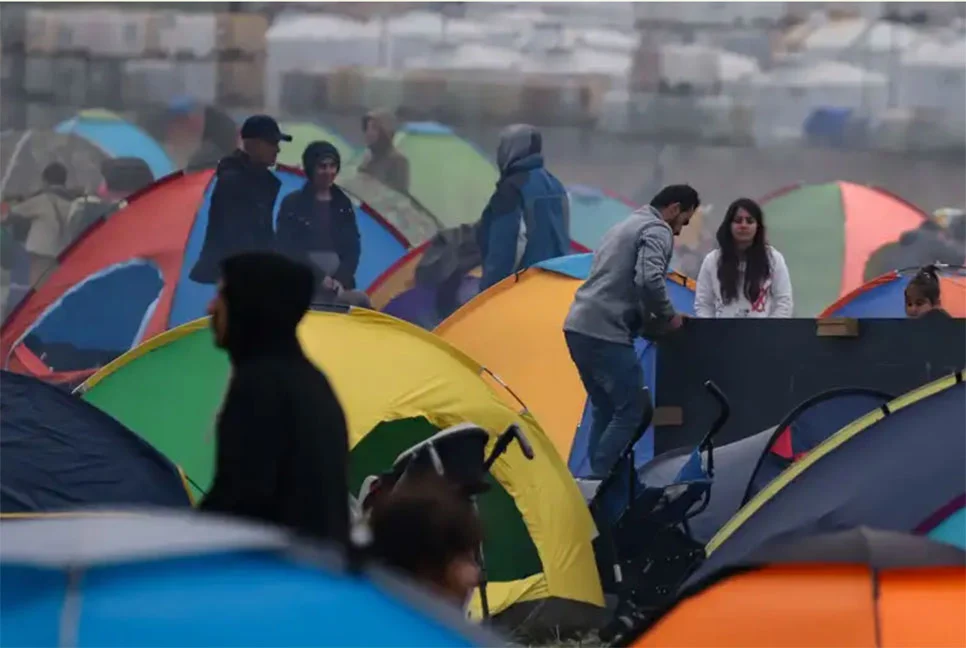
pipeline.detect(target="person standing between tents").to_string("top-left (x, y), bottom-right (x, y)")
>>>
top-left (200, 251), bottom-right (350, 545)
top-left (276, 141), bottom-right (371, 308)
top-left (477, 124), bottom-right (570, 291)
top-left (65, 157), bottom-right (155, 244)
top-left (358, 109), bottom-right (410, 195)
top-left (190, 115), bottom-right (292, 285)
top-left (694, 198), bottom-right (794, 318)
top-left (563, 185), bottom-right (699, 478)
top-left (1, 163), bottom-right (82, 286)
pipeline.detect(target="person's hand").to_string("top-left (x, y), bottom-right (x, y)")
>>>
top-left (667, 313), bottom-right (686, 331)
top-left (322, 276), bottom-right (344, 294)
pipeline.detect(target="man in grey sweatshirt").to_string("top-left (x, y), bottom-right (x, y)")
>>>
top-left (564, 185), bottom-right (700, 477)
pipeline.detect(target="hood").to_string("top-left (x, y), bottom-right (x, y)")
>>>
top-left (302, 141), bottom-right (341, 176)
top-left (496, 124), bottom-right (542, 174)
top-left (220, 252), bottom-right (315, 363)
top-left (363, 109), bottom-right (398, 152)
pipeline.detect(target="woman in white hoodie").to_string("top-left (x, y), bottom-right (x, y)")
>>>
top-left (695, 198), bottom-right (794, 318)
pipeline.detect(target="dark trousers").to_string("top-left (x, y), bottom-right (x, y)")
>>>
top-left (565, 330), bottom-right (644, 478)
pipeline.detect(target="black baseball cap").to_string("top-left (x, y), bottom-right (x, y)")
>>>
top-left (240, 115), bottom-right (292, 143)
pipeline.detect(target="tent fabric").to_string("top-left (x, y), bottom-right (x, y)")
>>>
top-left (278, 121), bottom-right (358, 169)
top-left (0, 370), bottom-right (191, 515)
top-left (0, 511), bottom-right (498, 647)
top-left (566, 185), bottom-right (636, 251)
top-left (761, 182), bottom-right (927, 316)
top-left (687, 372), bottom-right (966, 588)
top-left (819, 265), bottom-right (966, 318)
top-left (76, 309), bottom-right (604, 619)
top-left (338, 171), bottom-right (442, 247)
top-left (632, 533), bottom-right (966, 648)
top-left (55, 109), bottom-right (175, 180)
top-left (0, 130), bottom-right (107, 200)
top-left (434, 253), bottom-right (696, 471)
top-left (0, 167), bottom-right (409, 386)
top-left (387, 122), bottom-right (498, 229)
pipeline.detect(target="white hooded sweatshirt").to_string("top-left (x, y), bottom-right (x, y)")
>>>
top-left (694, 246), bottom-right (794, 318)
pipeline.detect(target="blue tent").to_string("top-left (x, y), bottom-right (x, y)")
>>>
top-left (566, 185), bottom-right (636, 251)
top-left (533, 254), bottom-right (698, 476)
top-left (686, 372), bottom-right (966, 589)
top-left (0, 512), bottom-right (499, 647)
top-left (55, 111), bottom-right (175, 180)
top-left (0, 371), bottom-right (191, 514)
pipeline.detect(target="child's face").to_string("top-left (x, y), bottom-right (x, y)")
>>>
top-left (905, 288), bottom-right (936, 318)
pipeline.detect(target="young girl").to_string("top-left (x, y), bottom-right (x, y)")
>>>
top-left (695, 198), bottom-right (794, 318)
top-left (905, 265), bottom-right (951, 319)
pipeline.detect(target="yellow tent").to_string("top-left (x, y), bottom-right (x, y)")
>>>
top-left (79, 308), bottom-right (603, 622)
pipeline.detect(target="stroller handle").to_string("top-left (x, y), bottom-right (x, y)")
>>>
top-left (701, 380), bottom-right (730, 447)
top-left (484, 424), bottom-right (535, 470)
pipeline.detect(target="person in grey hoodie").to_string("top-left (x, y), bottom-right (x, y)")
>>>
top-left (563, 184), bottom-right (700, 477)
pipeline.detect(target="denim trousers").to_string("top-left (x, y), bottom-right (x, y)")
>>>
top-left (565, 330), bottom-right (644, 478)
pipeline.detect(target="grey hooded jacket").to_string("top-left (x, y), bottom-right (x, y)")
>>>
top-left (564, 205), bottom-right (676, 346)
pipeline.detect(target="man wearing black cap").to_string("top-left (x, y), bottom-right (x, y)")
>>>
top-left (190, 115), bottom-right (293, 285)
top-left (276, 141), bottom-right (370, 307)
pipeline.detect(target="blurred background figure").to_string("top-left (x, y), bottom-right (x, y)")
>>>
top-left (358, 108), bottom-right (410, 195)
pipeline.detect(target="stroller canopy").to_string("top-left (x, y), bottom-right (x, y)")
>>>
top-left (631, 528), bottom-right (965, 648)
top-left (0, 510), bottom-right (498, 647)
top-left (76, 308), bottom-right (603, 623)
top-left (686, 372), bottom-right (966, 588)
top-left (435, 253), bottom-right (696, 473)
top-left (1, 167), bottom-right (408, 387)
top-left (0, 370), bottom-right (191, 515)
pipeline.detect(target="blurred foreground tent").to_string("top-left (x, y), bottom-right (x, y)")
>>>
top-left (77, 308), bottom-right (605, 629)
top-left (821, 265), bottom-right (966, 318)
top-left (1, 167), bottom-right (408, 387)
top-left (55, 109), bottom-right (175, 180)
top-left (761, 181), bottom-right (927, 315)
top-left (0, 512), bottom-right (499, 647)
top-left (629, 528), bottom-right (966, 648)
top-left (435, 254), bottom-right (696, 472)
top-left (0, 370), bottom-right (192, 515)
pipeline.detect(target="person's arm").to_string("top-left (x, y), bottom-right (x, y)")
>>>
top-left (274, 193), bottom-right (298, 260)
top-left (769, 249), bottom-right (794, 318)
top-left (694, 252), bottom-right (717, 318)
top-left (335, 204), bottom-right (361, 290)
top-left (634, 224), bottom-right (676, 322)
top-left (478, 183), bottom-right (523, 291)
top-left (199, 371), bottom-right (284, 519)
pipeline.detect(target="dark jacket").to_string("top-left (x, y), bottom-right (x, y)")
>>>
top-left (864, 225), bottom-right (965, 281)
top-left (478, 124), bottom-right (570, 291)
top-left (190, 150), bottom-right (281, 285)
top-left (199, 252), bottom-right (350, 545)
top-left (275, 183), bottom-right (361, 290)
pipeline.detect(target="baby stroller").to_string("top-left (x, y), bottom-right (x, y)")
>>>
top-left (358, 421), bottom-right (535, 621)
top-left (588, 381), bottom-right (731, 644)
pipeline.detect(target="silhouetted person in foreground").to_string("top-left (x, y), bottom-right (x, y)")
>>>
top-left (190, 115), bottom-right (292, 285)
top-left (200, 252), bottom-right (349, 545)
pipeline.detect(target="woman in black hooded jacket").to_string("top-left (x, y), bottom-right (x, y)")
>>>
top-left (276, 141), bottom-right (362, 293)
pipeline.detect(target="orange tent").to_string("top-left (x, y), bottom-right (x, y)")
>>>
top-left (630, 528), bottom-right (966, 648)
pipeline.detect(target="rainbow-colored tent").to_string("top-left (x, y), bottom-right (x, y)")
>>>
top-left (821, 266), bottom-right (966, 318)
top-left (761, 182), bottom-right (926, 315)
top-left (0, 167), bottom-right (408, 386)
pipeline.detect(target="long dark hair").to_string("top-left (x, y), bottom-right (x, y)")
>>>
top-left (716, 198), bottom-right (771, 304)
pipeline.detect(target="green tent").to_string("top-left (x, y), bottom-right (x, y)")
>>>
top-left (389, 122), bottom-right (497, 229)
top-left (278, 122), bottom-right (357, 169)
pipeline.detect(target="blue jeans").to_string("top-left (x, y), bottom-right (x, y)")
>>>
top-left (565, 331), bottom-right (644, 478)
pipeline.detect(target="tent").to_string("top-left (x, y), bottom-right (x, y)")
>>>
top-left (366, 239), bottom-right (592, 331)
top-left (636, 388), bottom-right (893, 544)
top-left (55, 109), bottom-right (175, 180)
top-left (0, 511), bottom-right (499, 647)
top-left (632, 528), bottom-right (966, 648)
top-left (0, 167), bottom-right (409, 386)
top-left (388, 122), bottom-right (498, 229)
top-left (820, 265), bottom-right (966, 318)
top-left (76, 308), bottom-right (604, 624)
top-left (278, 121), bottom-right (358, 169)
top-left (761, 182), bottom-right (927, 316)
top-left (0, 370), bottom-right (191, 515)
top-left (0, 130), bottom-right (107, 201)
top-left (567, 185), bottom-right (636, 250)
top-left (435, 253), bottom-right (696, 472)
top-left (686, 371), bottom-right (966, 588)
